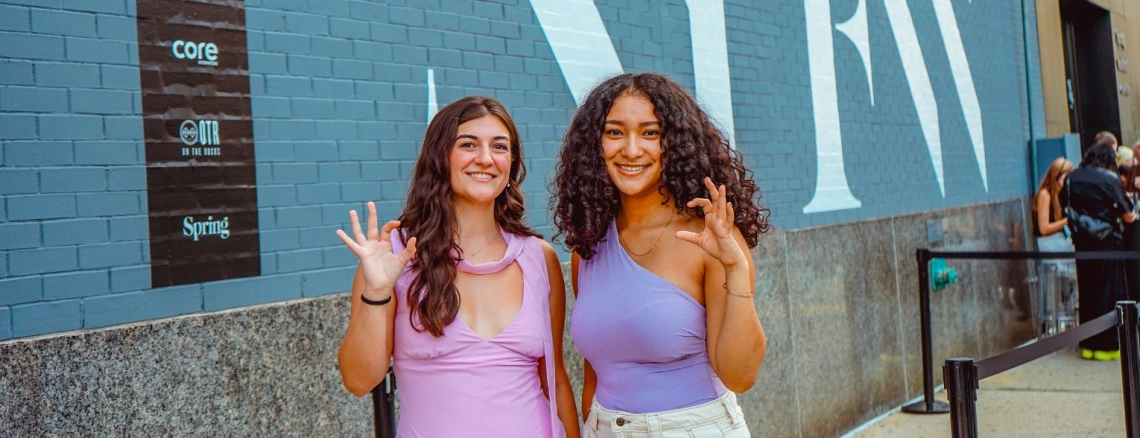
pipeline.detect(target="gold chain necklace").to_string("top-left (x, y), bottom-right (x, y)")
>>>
top-left (461, 234), bottom-right (501, 260)
top-left (619, 213), bottom-right (675, 257)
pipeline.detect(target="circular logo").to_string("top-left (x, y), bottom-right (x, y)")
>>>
top-left (179, 120), bottom-right (198, 145)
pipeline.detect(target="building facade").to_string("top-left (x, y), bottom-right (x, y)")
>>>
top-left (1, 0), bottom-right (1049, 436)
top-left (1036, 0), bottom-right (1139, 148)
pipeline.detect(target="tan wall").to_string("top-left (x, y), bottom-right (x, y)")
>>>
top-left (1036, 0), bottom-right (1071, 137)
top-left (1036, 0), bottom-right (1140, 143)
top-left (1119, 0), bottom-right (1140, 147)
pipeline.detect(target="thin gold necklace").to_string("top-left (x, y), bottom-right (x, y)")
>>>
top-left (461, 234), bottom-right (501, 260)
top-left (619, 213), bottom-right (675, 257)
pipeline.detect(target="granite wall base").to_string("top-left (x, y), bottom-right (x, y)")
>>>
top-left (0, 198), bottom-right (1034, 437)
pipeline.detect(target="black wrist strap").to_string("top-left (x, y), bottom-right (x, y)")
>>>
top-left (361, 294), bottom-right (393, 306)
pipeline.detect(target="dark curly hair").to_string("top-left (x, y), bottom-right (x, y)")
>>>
top-left (551, 73), bottom-right (770, 259)
top-left (1082, 139), bottom-right (1118, 173)
top-left (398, 96), bottom-right (537, 337)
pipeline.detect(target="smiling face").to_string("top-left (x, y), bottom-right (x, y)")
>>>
top-left (449, 114), bottom-right (512, 206)
top-left (602, 93), bottom-right (665, 200)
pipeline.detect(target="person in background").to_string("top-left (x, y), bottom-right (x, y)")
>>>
top-left (1061, 139), bottom-right (1136, 361)
top-left (1033, 157), bottom-right (1074, 244)
top-left (1095, 130), bottom-right (1119, 150)
top-left (1119, 149), bottom-right (1140, 303)
top-left (1032, 157), bottom-right (1075, 337)
top-left (1117, 146), bottom-right (1135, 171)
top-left (335, 96), bottom-right (578, 437)
top-left (552, 73), bottom-right (766, 437)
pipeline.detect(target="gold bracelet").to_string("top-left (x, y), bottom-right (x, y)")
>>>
top-left (723, 283), bottom-right (755, 298)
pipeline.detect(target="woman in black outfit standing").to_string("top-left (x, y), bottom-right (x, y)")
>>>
top-left (1061, 140), bottom-right (1137, 361)
top-left (1118, 150), bottom-right (1140, 304)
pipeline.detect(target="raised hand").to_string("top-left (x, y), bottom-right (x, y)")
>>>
top-left (675, 177), bottom-right (747, 270)
top-left (335, 201), bottom-right (418, 297)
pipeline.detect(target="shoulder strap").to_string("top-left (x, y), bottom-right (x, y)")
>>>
top-left (389, 229), bottom-right (407, 254)
top-left (523, 236), bottom-right (565, 437)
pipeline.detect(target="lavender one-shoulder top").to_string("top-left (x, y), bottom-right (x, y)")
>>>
top-left (570, 222), bottom-right (727, 413)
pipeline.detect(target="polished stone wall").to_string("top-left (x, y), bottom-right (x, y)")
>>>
top-left (0, 198), bottom-right (1033, 437)
top-left (735, 197), bottom-right (1035, 437)
top-left (0, 296), bottom-right (373, 437)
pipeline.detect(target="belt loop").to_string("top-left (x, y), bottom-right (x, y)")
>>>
top-left (722, 392), bottom-right (742, 425)
top-left (591, 401), bottom-right (600, 432)
top-left (647, 413), bottom-right (662, 437)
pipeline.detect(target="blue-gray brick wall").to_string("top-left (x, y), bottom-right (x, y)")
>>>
top-left (0, 0), bottom-right (1042, 339)
top-left (1, 0), bottom-right (153, 339)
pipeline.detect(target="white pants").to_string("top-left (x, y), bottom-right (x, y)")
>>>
top-left (583, 392), bottom-right (749, 438)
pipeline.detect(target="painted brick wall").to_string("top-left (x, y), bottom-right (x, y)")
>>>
top-left (0, 0), bottom-right (1044, 339)
top-left (0, 0), bottom-right (160, 339)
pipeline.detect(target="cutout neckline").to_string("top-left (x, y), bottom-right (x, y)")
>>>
top-left (457, 229), bottom-right (523, 274)
top-left (455, 230), bottom-right (528, 341)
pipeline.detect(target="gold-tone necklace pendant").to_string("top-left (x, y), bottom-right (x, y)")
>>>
top-left (461, 235), bottom-right (501, 261)
top-left (619, 213), bottom-right (675, 257)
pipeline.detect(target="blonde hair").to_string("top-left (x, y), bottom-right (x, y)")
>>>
top-left (1035, 157), bottom-right (1074, 221)
top-left (1118, 146), bottom-right (1135, 168)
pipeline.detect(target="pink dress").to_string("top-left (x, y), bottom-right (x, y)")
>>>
top-left (389, 230), bottom-right (564, 438)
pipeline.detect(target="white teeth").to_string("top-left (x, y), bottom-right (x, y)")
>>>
top-left (469, 173), bottom-right (494, 180)
top-left (618, 165), bottom-right (646, 172)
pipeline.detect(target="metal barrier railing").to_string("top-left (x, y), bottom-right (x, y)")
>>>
top-left (370, 369), bottom-right (396, 438)
top-left (943, 302), bottom-right (1139, 437)
top-left (903, 248), bottom-right (1140, 415)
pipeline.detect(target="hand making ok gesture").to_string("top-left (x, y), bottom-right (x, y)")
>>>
top-left (675, 177), bottom-right (748, 270)
top-left (335, 201), bottom-right (418, 297)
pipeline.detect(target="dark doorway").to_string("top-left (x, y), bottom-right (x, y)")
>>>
top-left (1060, 0), bottom-right (1120, 150)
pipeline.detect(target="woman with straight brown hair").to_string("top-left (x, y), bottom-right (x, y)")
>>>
top-left (1032, 157), bottom-right (1075, 337)
top-left (1033, 157), bottom-right (1074, 245)
top-left (336, 96), bottom-right (578, 436)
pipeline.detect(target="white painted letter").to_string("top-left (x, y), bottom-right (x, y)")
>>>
top-left (803, 0), bottom-right (862, 213)
top-left (427, 68), bottom-right (438, 121)
top-left (834, 0), bottom-right (873, 105)
top-left (685, 0), bottom-right (736, 148)
top-left (883, 0), bottom-right (944, 196)
top-left (529, 0), bottom-right (624, 105)
top-left (933, 0), bottom-right (987, 190)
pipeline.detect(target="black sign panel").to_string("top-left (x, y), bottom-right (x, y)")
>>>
top-left (137, 0), bottom-right (260, 287)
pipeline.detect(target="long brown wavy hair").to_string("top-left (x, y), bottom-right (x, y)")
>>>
top-left (1033, 157), bottom-right (1073, 221)
top-left (398, 96), bottom-right (537, 337)
top-left (551, 73), bottom-right (770, 259)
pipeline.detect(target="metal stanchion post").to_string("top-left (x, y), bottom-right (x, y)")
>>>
top-left (904, 248), bottom-right (950, 413)
top-left (1118, 301), bottom-right (1140, 438)
top-left (371, 370), bottom-right (397, 438)
top-left (944, 358), bottom-right (978, 438)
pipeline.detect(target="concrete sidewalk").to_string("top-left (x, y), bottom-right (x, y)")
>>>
top-left (851, 348), bottom-right (1125, 437)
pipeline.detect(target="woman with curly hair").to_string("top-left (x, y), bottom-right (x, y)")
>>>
top-left (336, 96), bottom-right (578, 437)
top-left (552, 73), bottom-right (767, 437)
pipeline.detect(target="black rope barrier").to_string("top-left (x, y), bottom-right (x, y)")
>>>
top-left (926, 250), bottom-right (1140, 261)
top-left (975, 310), bottom-right (1118, 380)
top-left (943, 303), bottom-right (1140, 438)
top-left (904, 248), bottom-right (1140, 415)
